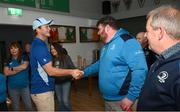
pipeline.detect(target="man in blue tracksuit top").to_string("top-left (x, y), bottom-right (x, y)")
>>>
top-left (83, 16), bottom-right (148, 111)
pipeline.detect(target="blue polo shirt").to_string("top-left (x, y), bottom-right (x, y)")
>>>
top-left (4, 55), bottom-right (29, 89)
top-left (30, 38), bottom-right (54, 94)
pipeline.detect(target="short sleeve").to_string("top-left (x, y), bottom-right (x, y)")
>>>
top-left (33, 45), bottom-right (52, 66)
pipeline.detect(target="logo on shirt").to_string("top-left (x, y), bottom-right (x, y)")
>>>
top-left (157, 71), bottom-right (168, 83)
top-left (135, 50), bottom-right (143, 55)
top-left (43, 58), bottom-right (47, 62)
top-left (9, 62), bottom-right (13, 66)
top-left (110, 44), bottom-right (115, 50)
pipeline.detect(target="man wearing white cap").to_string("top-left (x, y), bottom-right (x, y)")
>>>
top-left (30, 17), bottom-right (83, 111)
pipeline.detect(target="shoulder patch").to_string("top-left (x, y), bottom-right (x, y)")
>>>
top-left (120, 34), bottom-right (133, 41)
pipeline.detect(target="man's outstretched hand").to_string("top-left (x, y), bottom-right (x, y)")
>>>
top-left (71, 69), bottom-right (84, 79)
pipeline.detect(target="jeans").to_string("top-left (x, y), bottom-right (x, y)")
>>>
top-left (8, 87), bottom-right (33, 111)
top-left (55, 81), bottom-right (72, 111)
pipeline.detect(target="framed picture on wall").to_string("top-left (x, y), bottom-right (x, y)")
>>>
top-left (49, 25), bottom-right (76, 43)
top-left (79, 27), bottom-right (100, 42)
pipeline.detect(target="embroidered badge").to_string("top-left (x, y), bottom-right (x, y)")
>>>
top-left (135, 50), bottom-right (143, 55)
top-left (110, 44), bottom-right (115, 50)
top-left (157, 71), bottom-right (168, 83)
top-left (43, 58), bottom-right (47, 62)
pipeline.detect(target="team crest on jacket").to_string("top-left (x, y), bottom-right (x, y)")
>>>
top-left (157, 71), bottom-right (168, 83)
top-left (110, 44), bottom-right (115, 50)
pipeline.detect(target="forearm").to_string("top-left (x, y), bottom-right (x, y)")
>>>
top-left (13, 61), bottom-right (29, 71)
top-left (43, 61), bottom-right (83, 79)
top-left (48, 67), bottom-right (74, 76)
top-left (83, 61), bottom-right (99, 77)
top-left (127, 69), bottom-right (147, 101)
top-left (4, 67), bottom-right (18, 76)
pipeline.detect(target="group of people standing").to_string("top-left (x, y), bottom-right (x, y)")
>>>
top-left (0, 39), bottom-right (76, 111)
top-left (0, 5), bottom-right (180, 111)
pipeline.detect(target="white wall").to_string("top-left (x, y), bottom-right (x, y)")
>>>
top-left (70, 0), bottom-right (102, 19)
top-left (0, 0), bottom-right (178, 66)
top-left (0, 6), bottom-right (102, 66)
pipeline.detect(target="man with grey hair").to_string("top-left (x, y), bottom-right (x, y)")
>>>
top-left (137, 5), bottom-right (180, 110)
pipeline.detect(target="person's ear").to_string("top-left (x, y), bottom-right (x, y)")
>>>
top-left (157, 27), bottom-right (164, 40)
top-left (105, 25), bottom-right (110, 33)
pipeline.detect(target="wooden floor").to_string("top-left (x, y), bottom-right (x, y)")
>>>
top-left (71, 77), bottom-right (105, 111)
top-left (7, 77), bottom-right (105, 111)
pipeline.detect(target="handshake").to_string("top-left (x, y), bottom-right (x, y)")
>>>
top-left (71, 69), bottom-right (84, 79)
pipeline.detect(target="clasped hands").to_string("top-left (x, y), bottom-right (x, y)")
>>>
top-left (71, 69), bottom-right (84, 79)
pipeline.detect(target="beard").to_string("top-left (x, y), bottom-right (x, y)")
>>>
top-left (100, 33), bottom-right (109, 43)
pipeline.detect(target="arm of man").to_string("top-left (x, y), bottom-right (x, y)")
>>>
top-left (33, 45), bottom-right (83, 79)
top-left (83, 60), bottom-right (100, 77)
top-left (43, 61), bottom-right (83, 79)
top-left (120, 38), bottom-right (148, 110)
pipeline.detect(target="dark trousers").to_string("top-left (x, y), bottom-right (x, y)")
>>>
top-left (0, 101), bottom-right (8, 111)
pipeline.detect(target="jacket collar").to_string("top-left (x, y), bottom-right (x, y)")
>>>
top-left (106, 28), bottom-right (130, 44)
top-left (160, 42), bottom-right (180, 59)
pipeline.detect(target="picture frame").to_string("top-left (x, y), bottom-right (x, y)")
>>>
top-left (79, 27), bottom-right (100, 42)
top-left (49, 25), bottom-right (76, 43)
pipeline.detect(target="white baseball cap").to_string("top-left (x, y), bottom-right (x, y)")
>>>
top-left (32, 17), bottom-right (53, 30)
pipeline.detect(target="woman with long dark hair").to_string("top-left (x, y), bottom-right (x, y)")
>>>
top-left (50, 43), bottom-right (75, 111)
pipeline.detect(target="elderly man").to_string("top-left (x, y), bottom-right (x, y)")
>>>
top-left (137, 5), bottom-right (180, 110)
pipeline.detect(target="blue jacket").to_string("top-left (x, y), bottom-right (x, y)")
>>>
top-left (84, 28), bottom-right (148, 101)
top-left (0, 73), bottom-right (6, 103)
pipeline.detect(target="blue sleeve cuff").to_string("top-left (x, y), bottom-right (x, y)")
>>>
top-left (83, 70), bottom-right (88, 78)
top-left (126, 94), bottom-right (137, 102)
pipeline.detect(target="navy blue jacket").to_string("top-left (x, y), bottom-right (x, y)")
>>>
top-left (137, 44), bottom-right (180, 110)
